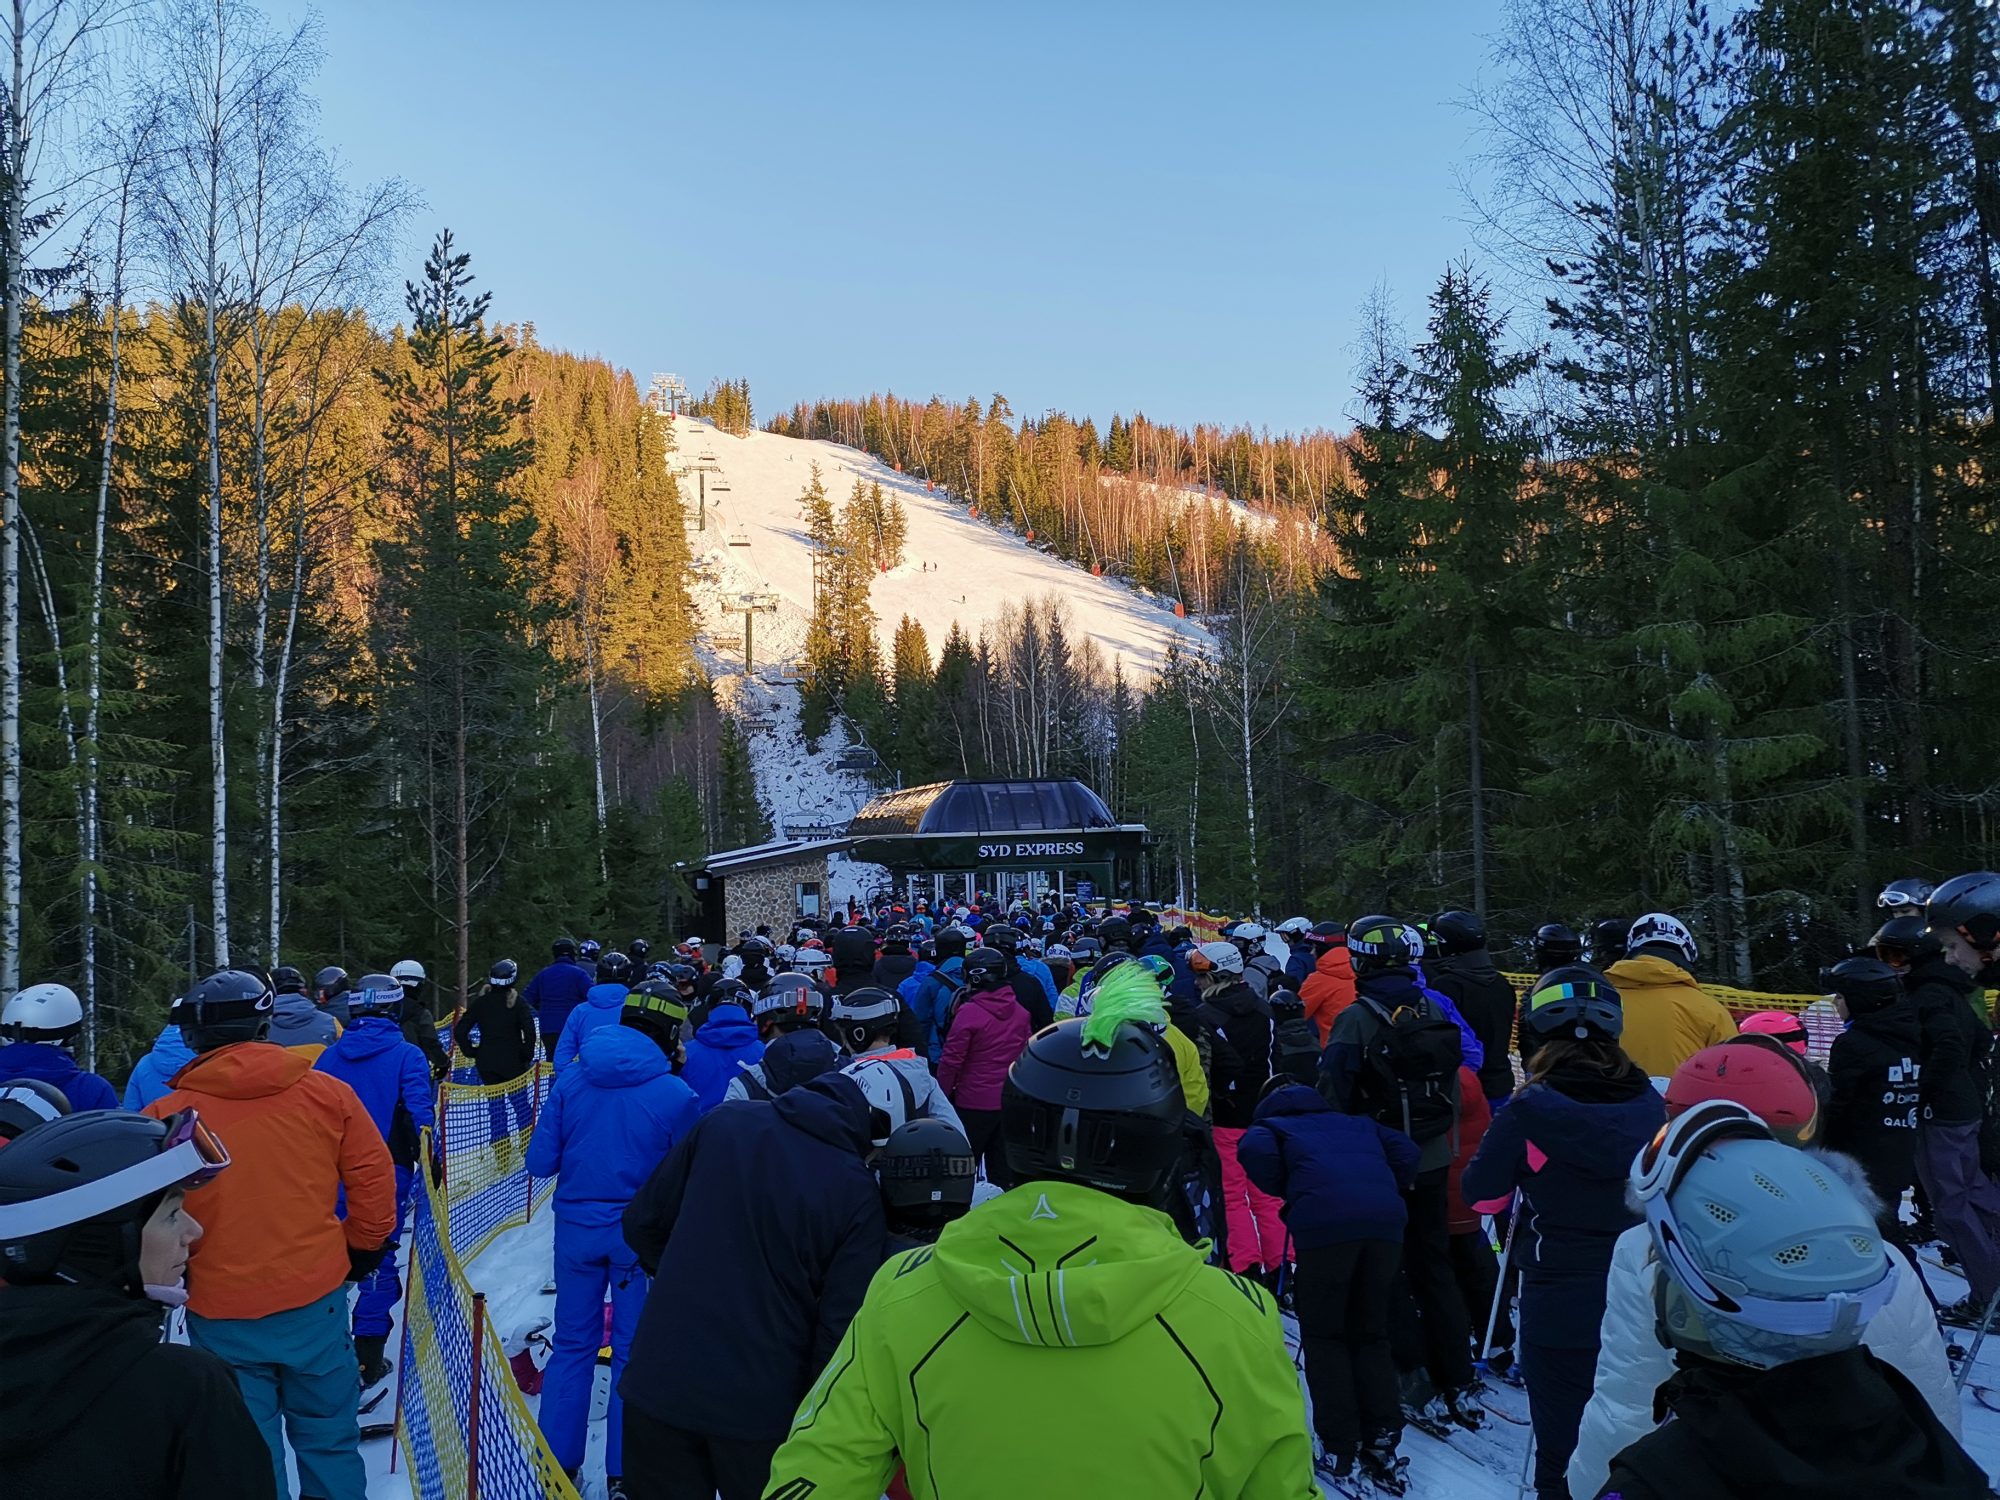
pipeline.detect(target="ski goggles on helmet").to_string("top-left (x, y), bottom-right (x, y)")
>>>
top-left (1877, 883), bottom-right (1931, 910)
top-left (1632, 1101), bottom-right (1895, 1338)
top-left (0, 1109), bottom-right (229, 1240)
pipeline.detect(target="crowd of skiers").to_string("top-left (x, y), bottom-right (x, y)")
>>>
top-left (6, 872), bottom-right (2000, 1498)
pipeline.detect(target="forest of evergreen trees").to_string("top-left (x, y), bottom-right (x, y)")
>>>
top-left (786, 0), bottom-right (2000, 992)
top-left (0, 0), bottom-right (776, 1075)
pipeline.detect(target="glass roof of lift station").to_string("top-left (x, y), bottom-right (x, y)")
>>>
top-left (845, 779), bottom-right (1120, 838)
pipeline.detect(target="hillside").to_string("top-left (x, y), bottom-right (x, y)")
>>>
top-left (670, 413), bottom-right (1211, 846)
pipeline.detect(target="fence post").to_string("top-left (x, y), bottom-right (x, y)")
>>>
top-left (522, 1068), bottom-right (536, 1226)
top-left (467, 1290), bottom-right (486, 1500)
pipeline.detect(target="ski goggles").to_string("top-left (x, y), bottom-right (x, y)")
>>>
top-left (1632, 1101), bottom-right (1896, 1337)
top-left (1877, 885), bottom-right (1930, 910)
top-left (0, 1109), bottom-right (229, 1240)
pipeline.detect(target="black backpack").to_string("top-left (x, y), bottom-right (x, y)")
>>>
top-left (1270, 1014), bottom-right (1321, 1086)
top-left (1355, 993), bottom-right (1463, 1143)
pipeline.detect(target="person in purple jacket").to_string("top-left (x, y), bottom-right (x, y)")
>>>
top-left (936, 948), bottom-right (1032, 1186)
top-left (312, 973), bottom-right (436, 1386)
top-left (1240, 1077), bottom-right (1420, 1493)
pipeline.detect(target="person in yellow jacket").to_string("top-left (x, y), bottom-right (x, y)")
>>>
top-left (1605, 912), bottom-right (1737, 1078)
top-left (760, 985), bottom-right (1320, 1500)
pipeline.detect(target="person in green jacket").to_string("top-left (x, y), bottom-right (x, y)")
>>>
top-left (759, 976), bottom-right (1319, 1500)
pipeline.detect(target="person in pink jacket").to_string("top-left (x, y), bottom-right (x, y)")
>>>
top-left (937, 947), bottom-right (1033, 1186)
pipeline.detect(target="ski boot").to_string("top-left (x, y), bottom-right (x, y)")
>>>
top-left (1359, 1432), bottom-right (1410, 1496)
top-left (1940, 1293), bottom-right (1998, 1331)
top-left (1440, 1383), bottom-right (1486, 1431)
top-left (1313, 1448), bottom-right (1368, 1497)
top-left (355, 1334), bottom-right (393, 1389)
top-left (1480, 1345), bottom-right (1525, 1388)
top-left (606, 1479), bottom-right (628, 1500)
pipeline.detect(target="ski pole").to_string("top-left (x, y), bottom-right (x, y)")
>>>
top-left (1955, 1280), bottom-right (2000, 1393)
top-left (1517, 1430), bottom-right (1537, 1500)
top-left (1481, 1197), bottom-right (1523, 1362)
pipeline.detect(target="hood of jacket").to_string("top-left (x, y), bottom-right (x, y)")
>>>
top-left (326, 1014), bottom-right (407, 1062)
top-left (1607, 953), bottom-right (1700, 991)
top-left (1434, 947), bottom-right (1500, 981)
top-left (1314, 944), bottom-right (1353, 979)
top-left (768, 1071), bottom-right (875, 1154)
top-left (1252, 1082), bottom-right (1334, 1123)
top-left (268, 994), bottom-right (326, 1035)
top-left (160, 1039), bottom-right (312, 1100)
top-left (1354, 968), bottom-right (1429, 1010)
top-left (1851, 1000), bottom-right (1924, 1048)
top-left (585, 981), bottom-right (630, 1012)
top-left (1512, 1071), bottom-right (1665, 1176)
top-left (0, 1041), bottom-right (85, 1089)
top-left (932, 1179), bottom-right (1203, 1347)
top-left (1199, 977), bottom-right (1271, 1020)
top-left (761, 1029), bottom-right (843, 1094)
top-left (1907, 956), bottom-right (1976, 1000)
top-left (960, 986), bottom-right (1024, 1023)
top-left (692, 1004), bottom-right (761, 1054)
top-left (577, 1023), bottom-right (670, 1088)
top-left (143, 1024), bottom-right (197, 1074)
top-left (0, 1283), bottom-right (166, 1459)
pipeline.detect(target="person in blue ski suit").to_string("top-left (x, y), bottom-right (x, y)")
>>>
top-left (0, 982), bottom-right (118, 1112)
top-left (907, 944), bottom-right (965, 1067)
top-left (554, 953), bottom-right (634, 1069)
top-left (312, 978), bottom-right (435, 1382)
top-left (123, 1022), bottom-right (197, 1108)
top-left (678, 994), bottom-right (765, 1113)
top-left (524, 938), bottom-right (594, 1065)
top-left (526, 999), bottom-right (699, 1488)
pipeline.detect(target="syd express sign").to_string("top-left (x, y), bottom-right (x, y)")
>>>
top-left (977, 840), bottom-right (1088, 860)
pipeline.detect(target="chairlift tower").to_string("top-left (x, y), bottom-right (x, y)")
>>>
top-left (721, 591), bottom-right (780, 673)
top-left (648, 373), bottom-right (687, 415)
top-left (684, 454), bottom-right (724, 530)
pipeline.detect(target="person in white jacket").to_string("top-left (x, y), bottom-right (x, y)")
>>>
top-left (1569, 1144), bottom-right (1958, 1497)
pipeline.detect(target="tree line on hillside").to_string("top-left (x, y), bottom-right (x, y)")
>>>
top-left (798, 0), bottom-right (2000, 991)
top-left (0, 0), bottom-right (766, 1075)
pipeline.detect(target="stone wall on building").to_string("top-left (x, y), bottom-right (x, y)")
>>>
top-left (723, 853), bottom-right (830, 939)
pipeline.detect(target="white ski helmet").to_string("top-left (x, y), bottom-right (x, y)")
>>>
top-left (1275, 917), bottom-right (1313, 937)
top-left (1193, 941), bottom-right (1245, 977)
top-left (842, 1056), bottom-right (918, 1147)
top-left (1, 983), bottom-right (83, 1043)
top-left (391, 959), bottom-right (426, 990)
top-left (1628, 912), bottom-right (1698, 967)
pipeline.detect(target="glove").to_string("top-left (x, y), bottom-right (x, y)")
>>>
top-left (347, 1244), bottom-right (389, 1283)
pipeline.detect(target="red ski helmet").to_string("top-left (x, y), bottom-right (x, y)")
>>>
top-left (1665, 1042), bottom-right (1819, 1147)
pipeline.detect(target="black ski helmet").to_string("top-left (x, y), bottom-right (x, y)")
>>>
top-left (628, 938), bottom-right (651, 967)
top-left (1928, 872), bottom-right (2000, 956)
top-left (173, 969), bottom-right (276, 1052)
top-left (553, 937), bottom-right (579, 961)
top-left (1531, 923), bottom-right (1584, 969)
top-left (1097, 916), bottom-right (1133, 950)
top-left (1870, 915), bottom-right (1942, 967)
top-left (755, 973), bottom-right (829, 1033)
top-left (347, 973), bottom-right (404, 1020)
top-left (962, 948), bottom-right (1009, 991)
top-left (1001, 1015), bottom-right (1185, 1202)
top-left (488, 958), bottom-right (520, 989)
top-left (828, 987), bottom-right (901, 1053)
top-left (1347, 916), bottom-right (1418, 976)
top-left (0, 1108), bottom-right (228, 1288)
top-left (1587, 918), bottom-right (1630, 967)
top-left (706, 977), bottom-right (754, 1011)
top-left (1430, 910), bottom-right (1485, 956)
top-left (1819, 957), bottom-right (1903, 1016)
top-left (876, 1117), bottom-right (976, 1234)
top-left (984, 923), bottom-right (1021, 953)
top-left (1522, 964), bottom-right (1623, 1043)
top-left (934, 926), bottom-right (969, 959)
top-left (270, 965), bottom-right (307, 996)
top-left (1306, 920), bottom-right (1347, 947)
top-left (622, 980), bottom-right (691, 1053)
top-left (663, 963), bottom-right (698, 994)
top-left (313, 965), bottom-right (349, 1003)
top-left (0, 1076), bottom-right (70, 1141)
top-left (596, 951), bottom-right (634, 986)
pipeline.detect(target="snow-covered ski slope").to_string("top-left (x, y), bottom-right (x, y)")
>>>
top-left (672, 412), bottom-right (1211, 841)
top-left (672, 413), bottom-right (1209, 681)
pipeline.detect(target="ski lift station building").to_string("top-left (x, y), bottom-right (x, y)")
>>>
top-left (685, 778), bottom-right (1150, 931)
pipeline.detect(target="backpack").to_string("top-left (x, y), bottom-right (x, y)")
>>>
top-left (1271, 1014), bottom-right (1321, 1086)
top-left (1355, 993), bottom-right (1463, 1144)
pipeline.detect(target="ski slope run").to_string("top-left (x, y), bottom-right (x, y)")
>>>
top-left (672, 413), bottom-right (1210, 682)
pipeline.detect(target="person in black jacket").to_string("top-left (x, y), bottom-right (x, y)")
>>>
top-left (453, 958), bottom-right (540, 1085)
top-left (983, 925), bottom-right (1056, 1032)
top-left (1906, 944), bottom-right (2000, 1324)
top-left (871, 924), bottom-right (918, 992)
top-left (0, 1108), bottom-right (274, 1500)
top-left (1427, 910), bottom-right (1519, 1105)
top-left (829, 923), bottom-right (878, 996)
top-left (1821, 957), bottom-right (1925, 1242)
top-left (620, 1070), bottom-right (886, 1500)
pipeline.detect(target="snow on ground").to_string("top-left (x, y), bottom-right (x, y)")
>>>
top-left (674, 413), bottom-right (1211, 839)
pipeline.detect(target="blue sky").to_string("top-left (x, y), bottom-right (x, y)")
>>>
top-left (271, 1), bottom-right (1499, 433)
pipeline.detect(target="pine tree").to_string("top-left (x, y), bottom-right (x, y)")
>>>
top-left (371, 231), bottom-right (561, 1005)
top-left (715, 716), bottom-right (772, 847)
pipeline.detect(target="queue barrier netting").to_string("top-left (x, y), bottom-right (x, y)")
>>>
top-left (438, 1056), bottom-right (556, 1264)
top-left (397, 1122), bottom-right (578, 1500)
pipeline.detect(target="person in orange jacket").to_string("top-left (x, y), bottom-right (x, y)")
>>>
top-left (143, 969), bottom-right (396, 1500)
top-left (1299, 921), bottom-right (1356, 1045)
